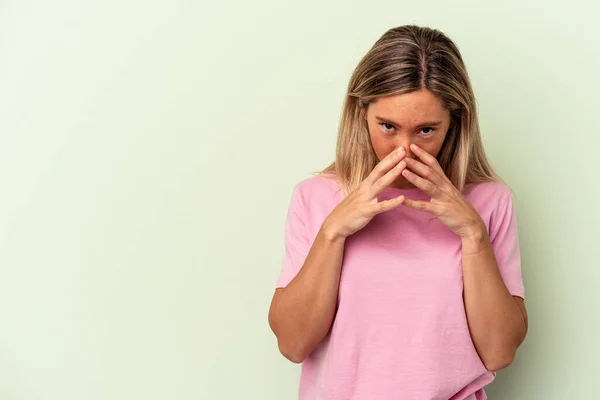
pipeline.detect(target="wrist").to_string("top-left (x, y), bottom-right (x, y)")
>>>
top-left (320, 220), bottom-right (346, 244)
top-left (461, 223), bottom-right (490, 255)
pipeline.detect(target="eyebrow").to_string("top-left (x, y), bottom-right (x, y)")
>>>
top-left (375, 116), bottom-right (442, 128)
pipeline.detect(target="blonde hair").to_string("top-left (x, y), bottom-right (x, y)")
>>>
top-left (315, 25), bottom-right (504, 197)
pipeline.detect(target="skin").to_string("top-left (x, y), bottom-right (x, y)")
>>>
top-left (269, 89), bottom-right (528, 369)
top-left (362, 89), bottom-right (451, 189)
top-left (268, 147), bottom-right (419, 364)
top-left (362, 89), bottom-right (529, 370)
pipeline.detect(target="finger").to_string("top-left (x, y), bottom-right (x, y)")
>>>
top-left (362, 147), bottom-right (406, 187)
top-left (403, 156), bottom-right (453, 197)
top-left (401, 167), bottom-right (440, 197)
top-left (369, 158), bottom-right (407, 197)
top-left (371, 194), bottom-right (405, 214)
top-left (409, 144), bottom-right (445, 177)
top-left (401, 197), bottom-right (435, 213)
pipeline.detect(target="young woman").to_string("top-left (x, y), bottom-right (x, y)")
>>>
top-left (268, 25), bottom-right (528, 400)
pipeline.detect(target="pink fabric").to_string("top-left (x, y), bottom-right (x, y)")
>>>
top-left (275, 174), bottom-right (525, 400)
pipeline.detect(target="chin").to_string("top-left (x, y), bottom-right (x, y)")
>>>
top-left (392, 178), bottom-right (415, 189)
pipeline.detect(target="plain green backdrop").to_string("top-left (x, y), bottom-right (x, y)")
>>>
top-left (0, 0), bottom-right (598, 399)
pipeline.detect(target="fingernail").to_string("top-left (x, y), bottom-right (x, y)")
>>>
top-left (396, 147), bottom-right (405, 155)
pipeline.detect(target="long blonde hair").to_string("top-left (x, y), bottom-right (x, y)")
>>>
top-left (316, 25), bottom-right (503, 197)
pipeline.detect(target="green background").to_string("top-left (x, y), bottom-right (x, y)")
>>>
top-left (1, 0), bottom-right (598, 398)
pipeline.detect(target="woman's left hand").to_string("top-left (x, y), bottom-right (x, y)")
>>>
top-left (400, 143), bottom-right (486, 239)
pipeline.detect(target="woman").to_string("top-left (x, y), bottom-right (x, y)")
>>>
top-left (268, 25), bottom-right (528, 400)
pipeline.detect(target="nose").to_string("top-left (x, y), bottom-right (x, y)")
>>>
top-left (396, 139), bottom-right (414, 158)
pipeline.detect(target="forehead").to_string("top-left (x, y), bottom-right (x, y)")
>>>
top-left (369, 90), bottom-right (448, 120)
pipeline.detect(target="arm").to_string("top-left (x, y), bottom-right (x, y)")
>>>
top-left (398, 144), bottom-right (528, 372)
top-left (268, 225), bottom-right (345, 363)
top-left (461, 230), bottom-right (529, 372)
top-left (269, 146), bottom-right (409, 363)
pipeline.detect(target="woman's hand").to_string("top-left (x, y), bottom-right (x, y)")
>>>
top-left (322, 146), bottom-right (409, 241)
top-left (400, 143), bottom-right (486, 239)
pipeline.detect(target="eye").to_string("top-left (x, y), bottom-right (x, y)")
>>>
top-left (379, 122), bottom-right (395, 133)
top-left (419, 127), bottom-right (436, 137)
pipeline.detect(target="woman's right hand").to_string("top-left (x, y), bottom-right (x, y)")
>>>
top-left (322, 147), bottom-right (408, 241)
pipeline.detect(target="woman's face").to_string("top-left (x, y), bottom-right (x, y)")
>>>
top-left (362, 89), bottom-right (452, 189)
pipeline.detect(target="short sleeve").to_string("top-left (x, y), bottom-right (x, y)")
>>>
top-left (275, 184), bottom-right (311, 289)
top-left (489, 189), bottom-right (526, 299)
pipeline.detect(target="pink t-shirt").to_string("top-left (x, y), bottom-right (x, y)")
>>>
top-left (275, 173), bottom-right (525, 400)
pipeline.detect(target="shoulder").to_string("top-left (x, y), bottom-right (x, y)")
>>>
top-left (464, 180), bottom-right (513, 203)
top-left (464, 180), bottom-right (516, 218)
top-left (292, 173), bottom-right (343, 203)
top-left (288, 173), bottom-right (344, 220)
